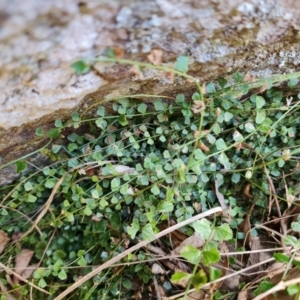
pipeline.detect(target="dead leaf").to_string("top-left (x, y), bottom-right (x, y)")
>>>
top-left (172, 270), bottom-right (190, 288)
top-left (197, 141), bottom-right (210, 152)
top-left (13, 249), bottom-right (34, 284)
top-left (258, 82), bottom-right (269, 94)
top-left (21, 263), bottom-right (38, 280)
top-left (214, 178), bottom-right (230, 222)
top-left (165, 70), bottom-right (174, 82)
top-left (237, 289), bottom-right (248, 300)
top-left (111, 165), bottom-right (135, 174)
top-left (185, 290), bottom-right (206, 300)
top-left (239, 202), bottom-right (256, 248)
top-left (243, 73), bottom-right (256, 82)
top-left (84, 133), bottom-right (95, 141)
top-left (191, 101), bottom-right (206, 114)
top-left (78, 168), bottom-right (86, 175)
top-left (243, 183), bottom-right (253, 199)
top-left (128, 65), bottom-right (144, 79)
top-left (151, 263), bottom-right (166, 275)
top-left (91, 215), bottom-right (102, 222)
top-left (109, 46), bottom-right (124, 59)
top-left (172, 232), bottom-right (205, 255)
top-left (0, 230), bottom-right (10, 255)
top-left (147, 49), bottom-right (163, 65)
top-left (247, 237), bottom-right (261, 269)
top-left (215, 107), bottom-right (221, 117)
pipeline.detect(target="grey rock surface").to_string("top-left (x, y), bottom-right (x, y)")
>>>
top-left (1, 0), bottom-right (300, 129)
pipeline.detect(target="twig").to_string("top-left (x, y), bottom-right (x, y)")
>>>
top-left (54, 207), bottom-right (223, 300)
top-left (264, 166), bottom-right (286, 241)
top-left (0, 262), bottom-right (49, 295)
top-left (153, 276), bottom-right (162, 300)
top-left (252, 276), bottom-right (300, 300)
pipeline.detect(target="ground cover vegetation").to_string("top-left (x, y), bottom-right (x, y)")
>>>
top-left (1, 54), bottom-right (300, 300)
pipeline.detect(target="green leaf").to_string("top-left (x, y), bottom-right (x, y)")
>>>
top-left (15, 160), bottom-right (27, 173)
top-left (68, 158), bottom-right (79, 168)
top-left (58, 269), bottom-right (67, 280)
top-left (71, 112), bottom-right (80, 122)
top-left (137, 103), bottom-right (147, 114)
top-left (154, 99), bottom-right (166, 111)
top-left (176, 94), bottom-right (185, 104)
top-left (174, 56), bottom-right (189, 73)
top-left (24, 181), bottom-right (33, 191)
top-left (171, 271), bottom-right (191, 285)
top-left (194, 149), bottom-right (206, 160)
top-left (214, 224), bottom-right (233, 241)
top-left (287, 284), bottom-right (300, 295)
top-left (289, 77), bottom-right (298, 87)
top-left (166, 187), bottom-right (175, 202)
top-left (206, 82), bottom-right (216, 93)
top-left (51, 144), bottom-right (61, 154)
top-left (55, 119), bottom-right (63, 128)
top-left (68, 143), bottom-right (78, 152)
top-left (218, 77), bottom-right (227, 88)
top-left (111, 177), bottom-right (120, 190)
top-left (48, 128), bottom-right (60, 139)
top-left (95, 118), bottom-right (108, 129)
top-left (180, 245), bottom-right (201, 265)
top-left (71, 60), bottom-right (90, 74)
top-left (224, 112), bottom-right (233, 122)
top-left (84, 206), bottom-right (92, 216)
top-left (27, 195), bottom-right (37, 203)
top-left (127, 218), bottom-right (140, 239)
top-left (218, 152), bottom-right (231, 170)
top-left (233, 130), bottom-right (243, 142)
top-left (38, 278), bottom-right (47, 288)
top-left (245, 170), bottom-right (252, 179)
top-left (192, 92), bottom-right (200, 101)
top-left (65, 211), bottom-right (74, 222)
top-left (142, 224), bottom-right (155, 240)
top-left (191, 269), bottom-right (207, 290)
top-left (291, 222), bottom-right (300, 232)
top-left (233, 72), bottom-right (243, 83)
top-left (44, 178), bottom-right (56, 188)
top-left (245, 122), bottom-right (255, 132)
top-left (255, 110), bottom-right (266, 124)
top-left (256, 96), bottom-right (266, 109)
top-left (123, 279), bottom-right (132, 289)
top-left (150, 184), bottom-right (160, 195)
top-left (191, 218), bottom-right (212, 240)
top-left (99, 197), bottom-right (108, 208)
top-left (209, 266), bottom-right (221, 281)
top-left (157, 201), bottom-right (174, 213)
top-left (118, 114), bottom-right (128, 126)
top-left (231, 173), bottom-right (240, 183)
top-left (273, 253), bottom-right (289, 263)
top-left (78, 256), bottom-right (87, 266)
top-left (284, 235), bottom-right (298, 246)
top-left (97, 107), bottom-right (105, 117)
top-left (202, 247), bottom-right (220, 266)
top-left (215, 138), bottom-right (227, 151)
top-left (35, 127), bottom-right (44, 136)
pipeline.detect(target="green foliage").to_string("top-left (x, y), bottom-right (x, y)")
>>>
top-left (70, 60), bottom-right (90, 74)
top-left (254, 279), bottom-right (275, 296)
top-left (174, 56), bottom-right (189, 73)
top-left (1, 58), bottom-right (300, 299)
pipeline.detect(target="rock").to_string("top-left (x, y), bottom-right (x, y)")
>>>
top-left (1, 0), bottom-right (300, 186)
